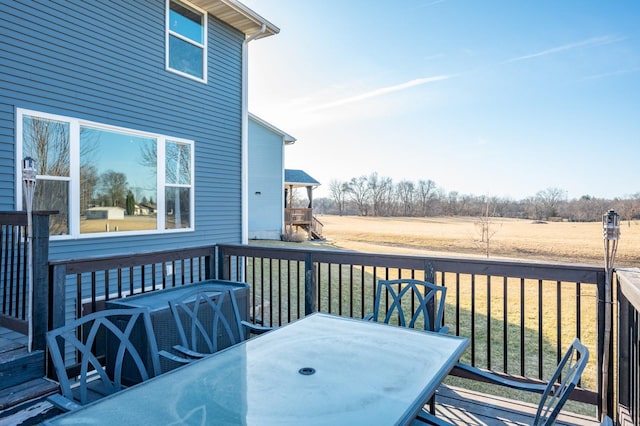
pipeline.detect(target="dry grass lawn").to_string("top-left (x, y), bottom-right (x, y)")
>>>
top-left (315, 215), bottom-right (640, 267)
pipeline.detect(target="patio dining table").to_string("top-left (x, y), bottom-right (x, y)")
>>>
top-left (44, 312), bottom-right (469, 426)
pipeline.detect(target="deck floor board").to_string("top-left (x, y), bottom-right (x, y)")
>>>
top-left (434, 385), bottom-right (600, 426)
top-left (0, 326), bottom-right (27, 349)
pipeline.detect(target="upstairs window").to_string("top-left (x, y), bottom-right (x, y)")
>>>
top-left (166, 0), bottom-right (207, 82)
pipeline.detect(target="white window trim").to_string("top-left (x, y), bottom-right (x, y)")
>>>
top-left (16, 108), bottom-right (195, 240)
top-left (165, 0), bottom-right (208, 83)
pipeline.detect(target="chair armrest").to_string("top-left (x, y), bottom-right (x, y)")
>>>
top-left (363, 313), bottom-right (374, 321)
top-left (47, 393), bottom-right (81, 412)
top-left (241, 320), bottom-right (272, 335)
top-left (158, 349), bottom-right (194, 364)
top-left (172, 345), bottom-right (207, 359)
top-left (453, 363), bottom-right (547, 393)
top-left (413, 409), bottom-right (454, 426)
top-left (437, 325), bottom-right (449, 334)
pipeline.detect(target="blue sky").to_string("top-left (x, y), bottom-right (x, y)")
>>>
top-left (245, 1), bottom-right (640, 200)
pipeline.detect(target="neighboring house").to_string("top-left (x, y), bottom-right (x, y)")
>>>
top-left (135, 203), bottom-right (157, 216)
top-left (85, 207), bottom-right (126, 221)
top-left (284, 169), bottom-right (323, 240)
top-left (285, 169), bottom-right (320, 210)
top-left (247, 113), bottom-right (296, 239)
top-left (0, 0), bottom-right (279, 260)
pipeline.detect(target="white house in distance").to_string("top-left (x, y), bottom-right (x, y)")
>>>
top-left (248, 113), bottom-right (295, 239)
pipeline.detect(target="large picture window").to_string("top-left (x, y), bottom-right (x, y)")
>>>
top-left (166, 0), bottom-right (207, 82)
top-left (17, 109), bottom-right (194, 238)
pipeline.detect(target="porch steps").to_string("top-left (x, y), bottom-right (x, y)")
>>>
top-left (0, 342), bottom-right (45, 392)
top-left (0, 338), bottom-right (59, 424)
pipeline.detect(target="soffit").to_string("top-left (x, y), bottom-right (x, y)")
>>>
top-left (190, 0), bottom-right (279, 39)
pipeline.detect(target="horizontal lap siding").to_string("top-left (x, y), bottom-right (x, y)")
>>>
top-left (0, 0), bottom-right (245, 259)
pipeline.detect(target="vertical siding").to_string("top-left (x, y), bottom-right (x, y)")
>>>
top-left (0, 0), bottom-right (246, 259)
top-left (247, 119), bottom-right (284, 239)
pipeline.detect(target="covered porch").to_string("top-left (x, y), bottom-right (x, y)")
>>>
top-left (284, 169), bottom-right (324, 239)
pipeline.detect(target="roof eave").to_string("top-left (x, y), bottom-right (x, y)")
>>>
top-left (249, 112), bottom-right (296, 144)
top-left (190, 0), bottom-right (280, 39)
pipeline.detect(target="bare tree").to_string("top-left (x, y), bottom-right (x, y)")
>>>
top-left (475, 200), bottom-right (501, 257)
top-left (367, 172), bottom-right (393, 216)
top-left (535, 187), bottom-right (567, 219)
top-left (396, 180), bottom-right (415, 216)
top-left (616, 194), bottom-right (640, 227)
top-left (416, 179), bottom-right (436, 216)
top-left (100, 170), bottom-right (128, 207)
top-left (329, 179), bottom-right (349, 216)
top-left (22, 116), bottom-right (71, 234)
top-left (347, 176), bottom-right (370, 216)
top-left (446, 191), bottom-right (460, 215)
top-left (80, 164), bottom-right (99, 214)
top-left (24, 117), bottom-right (70, 176)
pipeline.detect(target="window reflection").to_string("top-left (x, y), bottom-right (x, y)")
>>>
top-left (169, 0), bottom-right (203, 43)
top-left (165, 141), bottom-right (192, 230)
top-left (168, 36), bottom-right (204, 79)
top-left (34, 180), bottom-right (69, 235)
top-left (22, 115), bottom-right (71, 235)
top-left (19, 109), bottom-right (194, 238)
top-left (79, 127), bottom-right (157, 234)
top-left (165, 187), bottom-right (191, 229)
top-left (167, 0), bottom-right (205, 80)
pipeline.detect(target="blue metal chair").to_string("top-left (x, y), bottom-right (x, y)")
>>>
top-left (415, 338), bottom-right (590, 426)
top-left (365, 279), bottom-right (448, 416)
top-left (161, 288), bottom-right (270, 364)
top-left (365, 279), bottom-right (448, 334)
top-left (46, 308), bottom-right (161, 411)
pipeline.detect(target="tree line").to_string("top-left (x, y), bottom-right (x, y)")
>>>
top-left (313, 173), bottom-right (639, 222)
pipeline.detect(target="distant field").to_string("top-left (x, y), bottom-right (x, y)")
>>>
top-left (315, 215), bottom-right (640, 267)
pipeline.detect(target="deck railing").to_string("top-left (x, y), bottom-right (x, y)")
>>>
top-left (48, 246), bottom-right (216, 335)
top-left (0, 211), bottom-right (52, 350)
top-left (43, 242), bottom-right (624, 421)
top-left (284, 207), bottom-right (312, 225)
top-left (616, 268), bottom-right (640, 425)
top-left (216, 243), bottom-right (609, 416)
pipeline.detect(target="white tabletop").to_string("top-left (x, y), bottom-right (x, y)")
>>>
top-left (46, 313), bottom-right (468, 426)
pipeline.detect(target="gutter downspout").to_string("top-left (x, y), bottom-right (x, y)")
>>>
top-left (241, 23), bottom-right (266, 245)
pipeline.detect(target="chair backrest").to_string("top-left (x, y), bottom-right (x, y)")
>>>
top-left (46, 308), bottom-right (161, 406)
top-left (169, 288), bottom-right (244, 354)
top-left (534, 338), bottom-right (589, 426)
top-left (372, 279), bottom-right (447, 332)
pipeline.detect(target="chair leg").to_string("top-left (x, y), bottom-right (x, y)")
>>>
top-left (429, 395), bottom-right (435, 414)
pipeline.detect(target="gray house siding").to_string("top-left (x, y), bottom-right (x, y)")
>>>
top-left (0, 0), bottom-right (245, 260)
top-left (248, 118), bottom-right (285, 240)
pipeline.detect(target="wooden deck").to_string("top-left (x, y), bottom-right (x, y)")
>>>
top-left (0, 325), bottom-right (28, 349)
top-left (434, 385), bottom-right (600, 425)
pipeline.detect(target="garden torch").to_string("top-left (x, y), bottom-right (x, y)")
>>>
top-left (601, 209), bottom-right (619, 420)
top-left (22, 157), bottom-right (36, 352)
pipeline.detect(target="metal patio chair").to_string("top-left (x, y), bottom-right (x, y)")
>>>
top-left (365, 278), bottom-right (448, 334)
top-left (365, 278), bottom-right (448, 416)
top-left (161, 288), bottom-right (270, 364)
top-left (46, 308), bottom-right (161, 411)
top-left (414, 338), bottom-right (590, 426)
